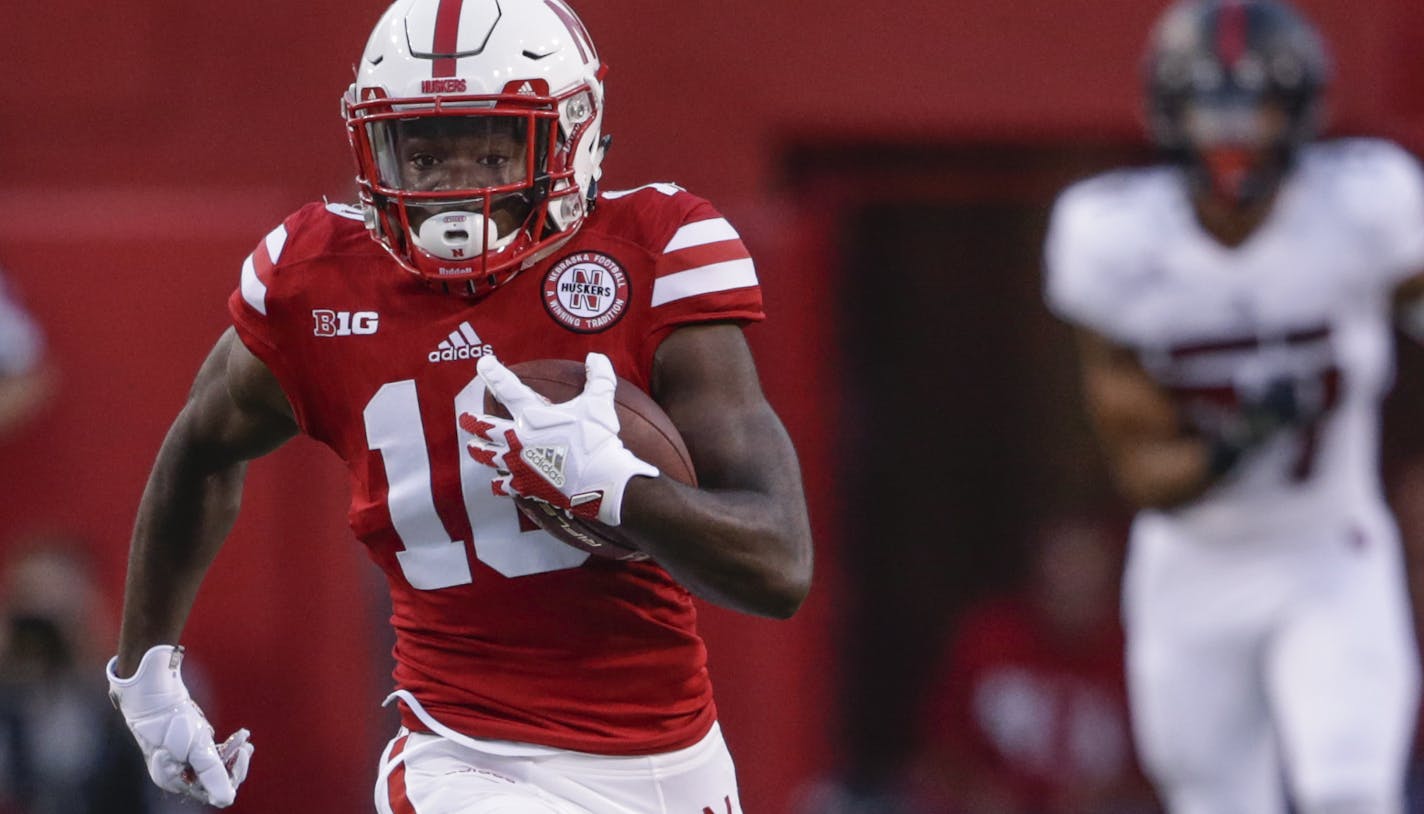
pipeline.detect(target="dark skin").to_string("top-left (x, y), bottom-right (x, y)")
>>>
top-left (0, 364), bottom-right (53, 439)
top-left (394, 116), bottom-right (532, 236)
top-left (1078, 160), bottom-right (1424, 510)
top-left (116, 321), bottom-right (813, 675)
top-left (1076, 329), bottom-right (1217, 509)
top-left (627, 322), bottom-right (813, 617)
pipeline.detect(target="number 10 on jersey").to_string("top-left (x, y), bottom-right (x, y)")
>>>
top-left (363, 377), bottom-right (588, 589)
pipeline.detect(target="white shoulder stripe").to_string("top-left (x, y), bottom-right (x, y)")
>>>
top-left (264, 224), bottom-right (289, 266)
top-left (602, 182), bottom-right (683, 199)
top-left (663, 218), bottom-right (740, 254)
top-left (241, 223), bottom-right (287, 317)
top-left (240, 254), bottom-right (268, 316)
top-left (651, 258), bottom-right (758, 307)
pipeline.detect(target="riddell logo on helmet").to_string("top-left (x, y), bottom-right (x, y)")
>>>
top-left (421, 79), bottom-right (467, 94)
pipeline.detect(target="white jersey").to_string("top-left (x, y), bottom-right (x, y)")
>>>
top-left (1045, 139), bottom-right (1424, 542)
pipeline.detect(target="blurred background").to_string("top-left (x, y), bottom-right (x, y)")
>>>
top-left (3, 0), bottom-right (1424, 812)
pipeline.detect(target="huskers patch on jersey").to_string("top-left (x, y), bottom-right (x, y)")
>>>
top-left (542, 252), bottom-right (630, 333)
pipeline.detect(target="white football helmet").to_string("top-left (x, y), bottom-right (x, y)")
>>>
top-left (344, 0), bottom-right (607, 297)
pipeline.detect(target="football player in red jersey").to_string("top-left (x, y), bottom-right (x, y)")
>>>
top-left (103, 0), bottom-right (813, 810)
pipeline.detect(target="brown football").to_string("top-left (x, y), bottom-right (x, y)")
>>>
top-left (482, 358), bottom-right (696, 561)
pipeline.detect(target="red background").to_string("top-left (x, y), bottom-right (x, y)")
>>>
top-left (2, 1), bottom-right (1423, 812)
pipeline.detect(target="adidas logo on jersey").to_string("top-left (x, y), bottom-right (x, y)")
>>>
top-left (429, 322), bottom-right (495, 363)
top-left (522, 445), bottom-right (568, 488)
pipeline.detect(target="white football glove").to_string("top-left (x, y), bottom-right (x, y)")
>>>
top-left (106, 645), bottom-right (253, 808)
top-left (460, 352), bottom-right (658, 526)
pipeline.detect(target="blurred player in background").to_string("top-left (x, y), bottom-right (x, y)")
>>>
top-left (1044, 0), bottom-right (1424, 812)
top-left (104, 0), bottom-right (813, 810)
top-left (0, 269), bottom-right (50, 440)
top-left (0, 536), bottom-right (154, 814)
top-left (909, 515), bottom-right (1157, 814)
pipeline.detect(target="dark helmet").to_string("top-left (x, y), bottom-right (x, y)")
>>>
top-left (1144, 0), bottom-right (1331, 204)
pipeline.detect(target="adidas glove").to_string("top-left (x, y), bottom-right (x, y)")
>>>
top-left (106, 645), bottom-right (253, 808)
top-left (460, 352), bottom-right (658, 526)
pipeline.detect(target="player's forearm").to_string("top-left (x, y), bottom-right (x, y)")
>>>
top-left (620, 469), bottom-right (813, 619)
top-left (116, 425), bottom-right (248, 675)
top-left (0, 366), bottom-right (52, 436)
top-left (1108, 434), bottom-right (1216, 509)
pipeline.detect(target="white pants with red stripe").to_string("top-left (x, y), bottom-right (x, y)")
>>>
top-left (374, 722), bottom-right (742, 814)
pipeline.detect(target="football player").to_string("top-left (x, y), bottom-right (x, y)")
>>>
top-left (103, 1), bottom-right (814, 811)
top-left (1044, 1), bottom-right (1424, 812)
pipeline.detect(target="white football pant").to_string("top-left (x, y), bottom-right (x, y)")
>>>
top-left (374, 722), bottom-right (741, 814)
top-left (1124, 512), bottom-right (1420, 814)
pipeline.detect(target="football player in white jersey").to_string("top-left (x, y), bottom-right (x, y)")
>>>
top-left (1044, 1), bottom-right (1424, 812)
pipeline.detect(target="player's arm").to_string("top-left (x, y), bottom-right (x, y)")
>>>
top-left (467, 324), bottom-right (813, 618)
top-left (620, 322), bottom-right (813, 619)
top-left (0, 363), bottom-right (54, 438)
top-left (1077, 329), bottom-right (1217, 509)
top-left (106, 327), bottom-right (295, 807)
top-left (115, 327), bottom-right (298, 670)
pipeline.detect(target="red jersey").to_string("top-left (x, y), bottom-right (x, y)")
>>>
top-left (227, 184), bottom-right (764, 755)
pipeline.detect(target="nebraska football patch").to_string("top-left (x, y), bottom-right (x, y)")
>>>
top-left (542, 252), bottom-right (630, 333)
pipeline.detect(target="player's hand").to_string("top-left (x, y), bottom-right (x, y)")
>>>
top-left (106, 645), bottom-right (253, 808)
top-left (1215, 374), bottom-right (1326, 448)
top-left (1239, 375), bottom-right (1326, 432)
top-left (460, 352), bottom-right (658, 526)
top-left (1203, 373), bottom-right (1330, 475)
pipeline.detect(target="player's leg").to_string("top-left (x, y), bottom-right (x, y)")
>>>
top-left (1268, 525), bottom-right (1421, 814)
top-left (374, 730), bottom-right (589, 814)
top-left (643, 722), bottom-right (742, 814)
top-left (1128, 627), bottom-right (1283, 813)
top-left (1122, 524), bottom-right (1287, 813)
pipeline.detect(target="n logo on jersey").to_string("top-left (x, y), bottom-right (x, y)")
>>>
top-left (542, 252), bottom-right (630, 333)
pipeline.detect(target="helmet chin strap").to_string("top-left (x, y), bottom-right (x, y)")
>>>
top-left (415, 211), bottom-right (517, 260)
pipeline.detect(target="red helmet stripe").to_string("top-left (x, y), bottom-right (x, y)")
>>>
top-left (432, 0), bottom-right (465, 78)
top-left (544, 0), bottom-right (592, 64)
top-left (1217, 0), bottom-right (1248, 68)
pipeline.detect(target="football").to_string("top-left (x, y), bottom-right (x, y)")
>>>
top-left (482, 358), bottom-right (697, 561)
